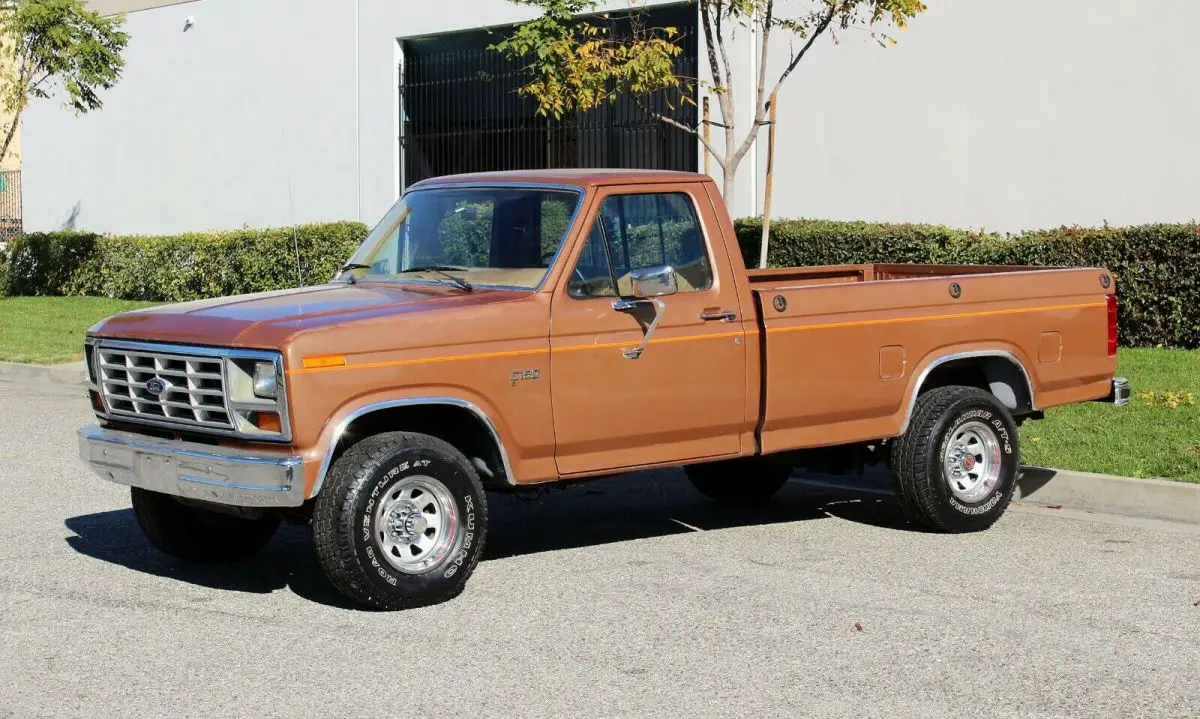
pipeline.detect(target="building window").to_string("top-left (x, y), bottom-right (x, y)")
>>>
top-left (399, 2), bottom-right (698, 189)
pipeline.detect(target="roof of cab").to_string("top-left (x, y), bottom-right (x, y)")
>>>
top-left (409, 168), bottom-right (709, 189)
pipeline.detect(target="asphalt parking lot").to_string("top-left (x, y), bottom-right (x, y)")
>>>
top-left (1, 378), bottom-right (1198, 718)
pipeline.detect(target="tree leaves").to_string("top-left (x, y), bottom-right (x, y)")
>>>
top-left (0, 0), bottom-right (129, 164)
top-left (491, 0), bottom-right (682, 119)
top-left (493, 0), bottom-right (927, 200)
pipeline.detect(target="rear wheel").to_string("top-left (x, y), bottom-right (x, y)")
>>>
top-left (312, 432), bottom-right (487, 610)
top-left (891, 385), bottom-right (1019, 532)
top-left (131, 487), bottom-right (280, 563)
top-left (685, 459), bottom-right (793, 505)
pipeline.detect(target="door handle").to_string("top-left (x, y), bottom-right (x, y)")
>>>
top-left (699, 309), bottom-right (737, 322)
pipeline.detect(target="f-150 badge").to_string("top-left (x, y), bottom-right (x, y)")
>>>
top-left (510, 369), bottom-right (541, 386)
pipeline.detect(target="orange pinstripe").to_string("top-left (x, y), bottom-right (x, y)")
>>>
top-left (286, 301), bottom-right (1103, 375)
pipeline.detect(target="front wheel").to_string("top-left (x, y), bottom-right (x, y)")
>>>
top-left (312, 431), bottom-right (488, 610)
top-left (131, 487), bottom-right (280, 563)
top-left (891, 385), bottom-right (1019, 533)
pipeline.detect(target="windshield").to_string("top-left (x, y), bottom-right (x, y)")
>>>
top-left (345, 186), bottom-right (581, 290)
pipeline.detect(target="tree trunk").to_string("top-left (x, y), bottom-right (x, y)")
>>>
top-left (722, 167), bottom-right (736, 208)
top-left (0, 111), bottom-right (20, 169)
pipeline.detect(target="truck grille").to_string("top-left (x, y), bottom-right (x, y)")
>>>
top-left (98, 346), bottom-right (233, 430)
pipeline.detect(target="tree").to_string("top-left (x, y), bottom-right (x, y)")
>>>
top-left (493, 0), bottom-right (926, 203)
top-left (0, 0), bottom-right (129, 167)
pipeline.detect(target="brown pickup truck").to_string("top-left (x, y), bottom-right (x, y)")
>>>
top-left (78, 170), bottom-right (1129, 609)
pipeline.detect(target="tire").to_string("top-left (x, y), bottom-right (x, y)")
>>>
top-left (130, 487), bottom-right (280, 563)
top-left (312, 431), bottom-right (487, 611)
top-left (685, 459), bottom-right (793, 505)
top-left (891, 385), bottom-right (1020, 533)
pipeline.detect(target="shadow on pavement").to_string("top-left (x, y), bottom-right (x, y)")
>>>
top-left (63, 510), bottom-right (359, 609)
top-left (63, 469), bottom-right (908, 608)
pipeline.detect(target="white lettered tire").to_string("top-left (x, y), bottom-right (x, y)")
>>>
top-left (891, 385), bottom-right (1019, 533)
top-left (312, 431), bottom-right (487, 610)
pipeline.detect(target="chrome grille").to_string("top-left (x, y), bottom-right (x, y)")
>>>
top-left (98, 347), bottom-right (233, 430)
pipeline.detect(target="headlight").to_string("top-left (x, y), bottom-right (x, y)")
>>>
top-left (252, 361), bottom-right (278, 399)
top-left (225, 355), bottom-right (290, 440)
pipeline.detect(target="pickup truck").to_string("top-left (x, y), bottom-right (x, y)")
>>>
top-left (77, 169), bottom-right (1129, 610)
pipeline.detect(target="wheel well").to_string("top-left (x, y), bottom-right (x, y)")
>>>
top-left (328, 404), bottom-right (509, 488)
top-left (917, 355), bottom-right (1034, 415)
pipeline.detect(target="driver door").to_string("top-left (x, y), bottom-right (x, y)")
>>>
top-left (549, 184), bottom-right (747, 475)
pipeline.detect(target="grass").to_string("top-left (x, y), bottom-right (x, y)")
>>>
top-left (1021, 348), bottom-right (1200, 483)
top-left (0, 297), bottom-right (157, 364)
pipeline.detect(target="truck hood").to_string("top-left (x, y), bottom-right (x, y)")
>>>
top-left (90, 282), bottom-right (529, 348)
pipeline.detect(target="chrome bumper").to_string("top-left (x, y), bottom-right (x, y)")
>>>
top-left (1106, 376), bottom-right (1130, 407)
top-left (77, 425), bottom-right (306, 507)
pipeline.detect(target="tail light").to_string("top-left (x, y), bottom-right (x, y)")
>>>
top-left (1106, 294), bottom-right (1118, 356)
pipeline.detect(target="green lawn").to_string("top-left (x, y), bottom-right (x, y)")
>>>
top-left (1021, 348), bottom-right (1200, 482)
top-left (0, 297), bottom-right (157, 364)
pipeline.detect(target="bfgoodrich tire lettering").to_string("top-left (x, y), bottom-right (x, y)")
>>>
top-left (312, 431), bottom-right (487, 610)
top-left (891, 385), bottom-right (1019, 533)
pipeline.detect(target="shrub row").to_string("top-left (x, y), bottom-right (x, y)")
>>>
top-left (1, 218), bottom-right (1196, 349)
top-left (1, 223), bottom-right (369, 303)
top-left (736, 219), bottom-right (1200, 349)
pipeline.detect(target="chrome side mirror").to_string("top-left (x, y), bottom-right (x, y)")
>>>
top-left (611, 265), bottom-right (676, 360)
top-left (630, 265), bottom-right (678, 299)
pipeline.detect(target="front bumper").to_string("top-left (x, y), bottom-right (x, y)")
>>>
top-left (77, 425), bottom-right (306, 507)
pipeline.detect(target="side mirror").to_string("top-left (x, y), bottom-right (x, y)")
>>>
top-left (612, 265), bottom-right (676, 361)
top-left (629, 265), bottom-right (678, 299)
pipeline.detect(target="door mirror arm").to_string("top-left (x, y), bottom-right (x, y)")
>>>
top-left (611, 264), bottom-right (677, 359)
top-left (612, 298), bottom-right (666, 360)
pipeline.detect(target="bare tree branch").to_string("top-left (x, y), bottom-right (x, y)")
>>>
top-left (714, 0), bottom-right (734, 113)
top-left (755, 0), bottom-right (774, 122)
top-left (769, 4), bottom-right (838, 99)
top-left (0, 116), bottom-right (19, 165)
top-left (634, 97), bottom-right (727, 168)
top-left (727, 0), bottom-right (776, 169)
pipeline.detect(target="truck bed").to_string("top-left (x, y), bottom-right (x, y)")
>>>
top-left (748, 264), bottom-right (1116, 454)
top-left (746, 263), bottom-right (1043, 291)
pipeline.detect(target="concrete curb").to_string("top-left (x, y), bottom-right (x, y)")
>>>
top-left (1015, 466), bottom-right (1200, 525)
top-left (0, 360), bottom-right (87, 387)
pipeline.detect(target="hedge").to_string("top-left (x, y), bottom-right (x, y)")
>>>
top-left (1, 222), bottom-right (368, 303)
top-left (1, 217), bottom-right (1196, 349)
top-left (736, 219), bottom-right (1200, 349)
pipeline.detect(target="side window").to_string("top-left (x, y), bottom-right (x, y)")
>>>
top-left (567, 192), bottom-right (713, 297)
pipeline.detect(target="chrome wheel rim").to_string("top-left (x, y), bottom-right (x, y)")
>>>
top-left (373, 475), bottom-right (459, 575)
top-left (942, 421), bottom-right (1003, 503)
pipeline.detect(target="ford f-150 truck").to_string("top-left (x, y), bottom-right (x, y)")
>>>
top-left (77, 170), bottom-right (1129, 609)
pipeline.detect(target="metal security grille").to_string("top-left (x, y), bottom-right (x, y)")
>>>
top-left (0, 170), bottom-right (21, 239)
top-left (400, 2), bottom-right (698, 189)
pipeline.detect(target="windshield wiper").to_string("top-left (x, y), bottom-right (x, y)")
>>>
top-left (398, 265), bottom-right (474, 292)
top-left (337, 262), bottom-right (373, 285)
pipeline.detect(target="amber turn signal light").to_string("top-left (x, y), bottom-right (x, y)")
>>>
top-left (251, 411), bottom-right (282, 433)
top-left (302, 355), bottom-right (346, 369)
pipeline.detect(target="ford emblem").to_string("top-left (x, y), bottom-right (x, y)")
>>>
top-left (145, 378), bottom-right (168, 397)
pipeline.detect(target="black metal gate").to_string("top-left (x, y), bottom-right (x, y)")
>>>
top-left (399, 2), bottom-right (698, 189)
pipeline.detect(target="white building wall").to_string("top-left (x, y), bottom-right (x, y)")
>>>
top-left (756, 0), bottom-right (1200, 231)
top-left (24, 0), bottom-right (1200, 235)
top-left (25, 0), bottom-right (360, 234)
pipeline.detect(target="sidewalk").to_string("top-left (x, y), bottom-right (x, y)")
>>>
top-left (0, 359), bottom-right (87, 386)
